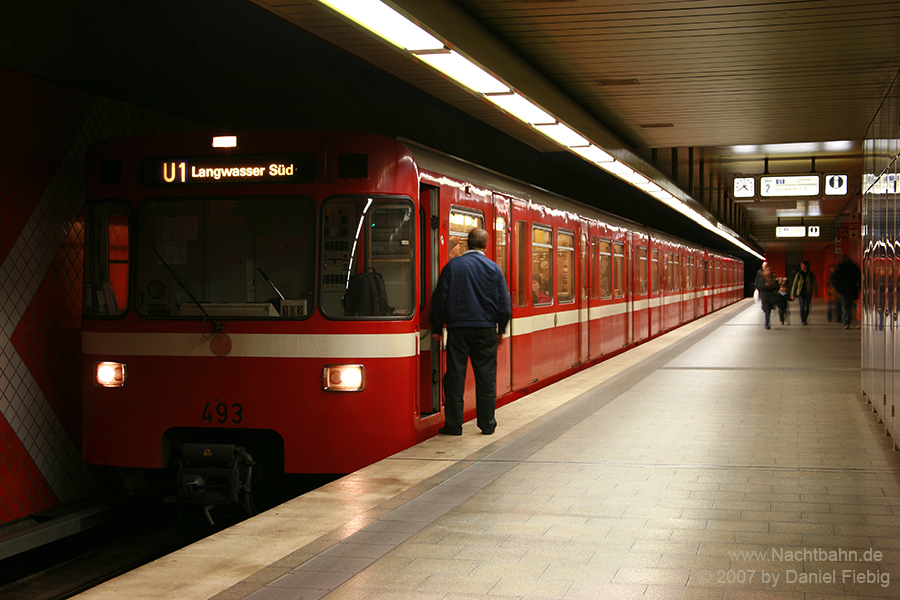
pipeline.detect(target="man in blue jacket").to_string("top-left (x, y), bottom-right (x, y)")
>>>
top-left (431, 227), bottom-right (511, 435)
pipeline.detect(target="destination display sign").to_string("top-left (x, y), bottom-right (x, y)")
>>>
top-left (760, 174), bottom-right (820, 198)
top-left (139, 153), bottom-right (316, 185)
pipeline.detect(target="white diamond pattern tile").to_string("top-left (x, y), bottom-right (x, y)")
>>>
top-left (0, 97), bottom-right (135, 503)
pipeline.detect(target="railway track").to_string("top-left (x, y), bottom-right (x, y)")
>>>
top-left (0, 475), bottom-right (338, 600)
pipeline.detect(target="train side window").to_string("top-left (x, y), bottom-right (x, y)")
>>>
top-left (448, 208), bottom-right (483, 258)
top-left (638, 246), bottom-right (648, 294)
top-left (495, 216), bottom-right (508, 278)
top-left (598, 239), bottom-right (612, 299)
top-left (557, 229), bottom-right (575, 303)
top-left (514, 221), bottom-right (528, 307)
top-left (321, 196), bottom-right (414, 319)
top-left (532, 225), bottom-right (553, 305)
top-left (84, 202), bottom-right (131, 316)
top-left (651, 249), bottom-right (659, 294)
top-left (613, 242), bottom-right (625, 298)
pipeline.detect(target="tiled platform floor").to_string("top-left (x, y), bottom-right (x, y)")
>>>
top-left (78, 300), bottom-right (900, 600)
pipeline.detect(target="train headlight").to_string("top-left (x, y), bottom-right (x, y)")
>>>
top-left (323, 364), bottom-right (365, 392)
top-left (94, 361), bottom-right (127, 387)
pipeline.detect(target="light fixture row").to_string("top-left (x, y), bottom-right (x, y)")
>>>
top-left (316, 0), bottom-right (762, 259)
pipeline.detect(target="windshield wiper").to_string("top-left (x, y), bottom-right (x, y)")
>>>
top-left (152, 246), bottom-right (222, 332)
top-left (257, 267), bottom-right (285, 301)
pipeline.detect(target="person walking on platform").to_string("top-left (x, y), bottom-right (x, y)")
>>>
top-left (756, 264), bottom-right (779, 329)
top-left (431, 227), bottom-right (511, 436)
top-left (830, 256), bottom-right (861, 329)
top-left (826, 264), bottom-right (842, 323)
top-left (790, 260), bottom-right (818, 326)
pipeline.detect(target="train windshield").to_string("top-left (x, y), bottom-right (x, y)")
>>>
top-left (321, 197), bottom-right (414, 319)
top-left (131, 197), bottom-right (317, 319)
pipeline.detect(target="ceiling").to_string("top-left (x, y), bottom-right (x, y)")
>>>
top-left (251, 0), bottom-right (900, 255)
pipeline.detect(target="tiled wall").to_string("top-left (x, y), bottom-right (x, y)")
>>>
top-left (0, 68), bottom-right (205, 523)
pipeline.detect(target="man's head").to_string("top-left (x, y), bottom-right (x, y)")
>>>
top-left (467, 227), bottom-right (489, 251)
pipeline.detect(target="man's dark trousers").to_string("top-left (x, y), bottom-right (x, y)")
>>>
top-left (443, 327), bottom-right (498, 434)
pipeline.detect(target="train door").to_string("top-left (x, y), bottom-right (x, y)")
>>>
top-left (578, 221), bottom-right (590, 365)
top-left (650, 245), bottom-right (659, 336)
top-left (420, 183), bottom-right (441, 417)
top-left (510, 198), bottom-right (533, 388)
top-left (493, 194), bottom-right (512, 396)
top-left (625, 232), bottom-right (635, 345)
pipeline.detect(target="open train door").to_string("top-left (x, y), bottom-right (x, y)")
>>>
top-left (419, 183), bottom-right (441, 418)
top-left (493, 194), bottom-right (512, 396)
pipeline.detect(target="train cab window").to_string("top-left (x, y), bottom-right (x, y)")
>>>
top-left (85, 202), bottom-right (131, 316)
top-left (613, 242), bottom-right (625, 298)
top-left (557, 230), bottom-right (575, 303)
top-left (514, 221), bottom-right (528, 307)
top-left (134, 197), bottom-right (316, 319)
top-left (448, 208), bottom-right (483, 259)
top-left (638, 246), bottom-right (648, 294)
top-left (651, 249), bottom-right (659, 294)
top-left (321, 197), bottom-right (415, 319)
top-left (598, 239), bottom-right (612, 299)
top-left (494, 216), bottom-right (508, 278)
top-left (532, 225), bottom-right (553, 305)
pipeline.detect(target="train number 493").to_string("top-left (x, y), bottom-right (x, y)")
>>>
top-left (202, 401), bottom-right (244, 424)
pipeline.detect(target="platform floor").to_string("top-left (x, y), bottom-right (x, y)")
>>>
top-left (77, 299), bottom-right (900, 600)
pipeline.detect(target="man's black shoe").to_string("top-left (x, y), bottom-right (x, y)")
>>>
top-left (480, 429), bottom-right (495, 435)
top-left (438, 426), bottom-right (462, 436)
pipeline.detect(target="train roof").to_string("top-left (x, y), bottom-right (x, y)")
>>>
top-left (400, 138), bottom-right (739, 262)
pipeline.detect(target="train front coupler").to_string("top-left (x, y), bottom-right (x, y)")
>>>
top-left (176, 443), bottom-right (256, 524)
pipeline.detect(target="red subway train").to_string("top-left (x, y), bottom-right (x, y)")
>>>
top-left (81, 130), bottom-right (743, 508)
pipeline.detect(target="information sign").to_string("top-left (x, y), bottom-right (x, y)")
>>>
top-left (760, 175), bottom-right (820, 197)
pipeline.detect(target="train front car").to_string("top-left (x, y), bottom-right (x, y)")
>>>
top-left (81, 132), bottom-right (427, 511)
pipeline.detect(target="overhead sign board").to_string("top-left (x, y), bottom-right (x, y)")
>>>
top-left (760, 175), bottom-right (820, 198)
top-left (824, 174), bottom-right (848, 196)
top-left (775, 226), bottom-right (806, 238)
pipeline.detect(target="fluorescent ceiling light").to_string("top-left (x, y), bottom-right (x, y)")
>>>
top-left (416, 50), bottom-right (510, 94)
top-left (598, 161), bottom-right (635, 176)
top-left (533, 123), bottom-right (588, 147)
top-left (636, 181), bottom-right (662, 193)
top-left (761, 142), bottom-right (819, 154)
top-left (823, 140), bottom-right (854, 152)
top-left (317, 0), bottom-right (444, 51)
top-left (731, 145), bottom-right (759, 155)
top-left (649, 189), bottom-right (675, 201)
top-left (212, 135), bottom-right (237, 148)
top-left (484, 93), bottom-right (553, 124)
top-left (570, 145), bottom-right (614, 164)
top-left (620, 171), bottom-right (650, 186)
